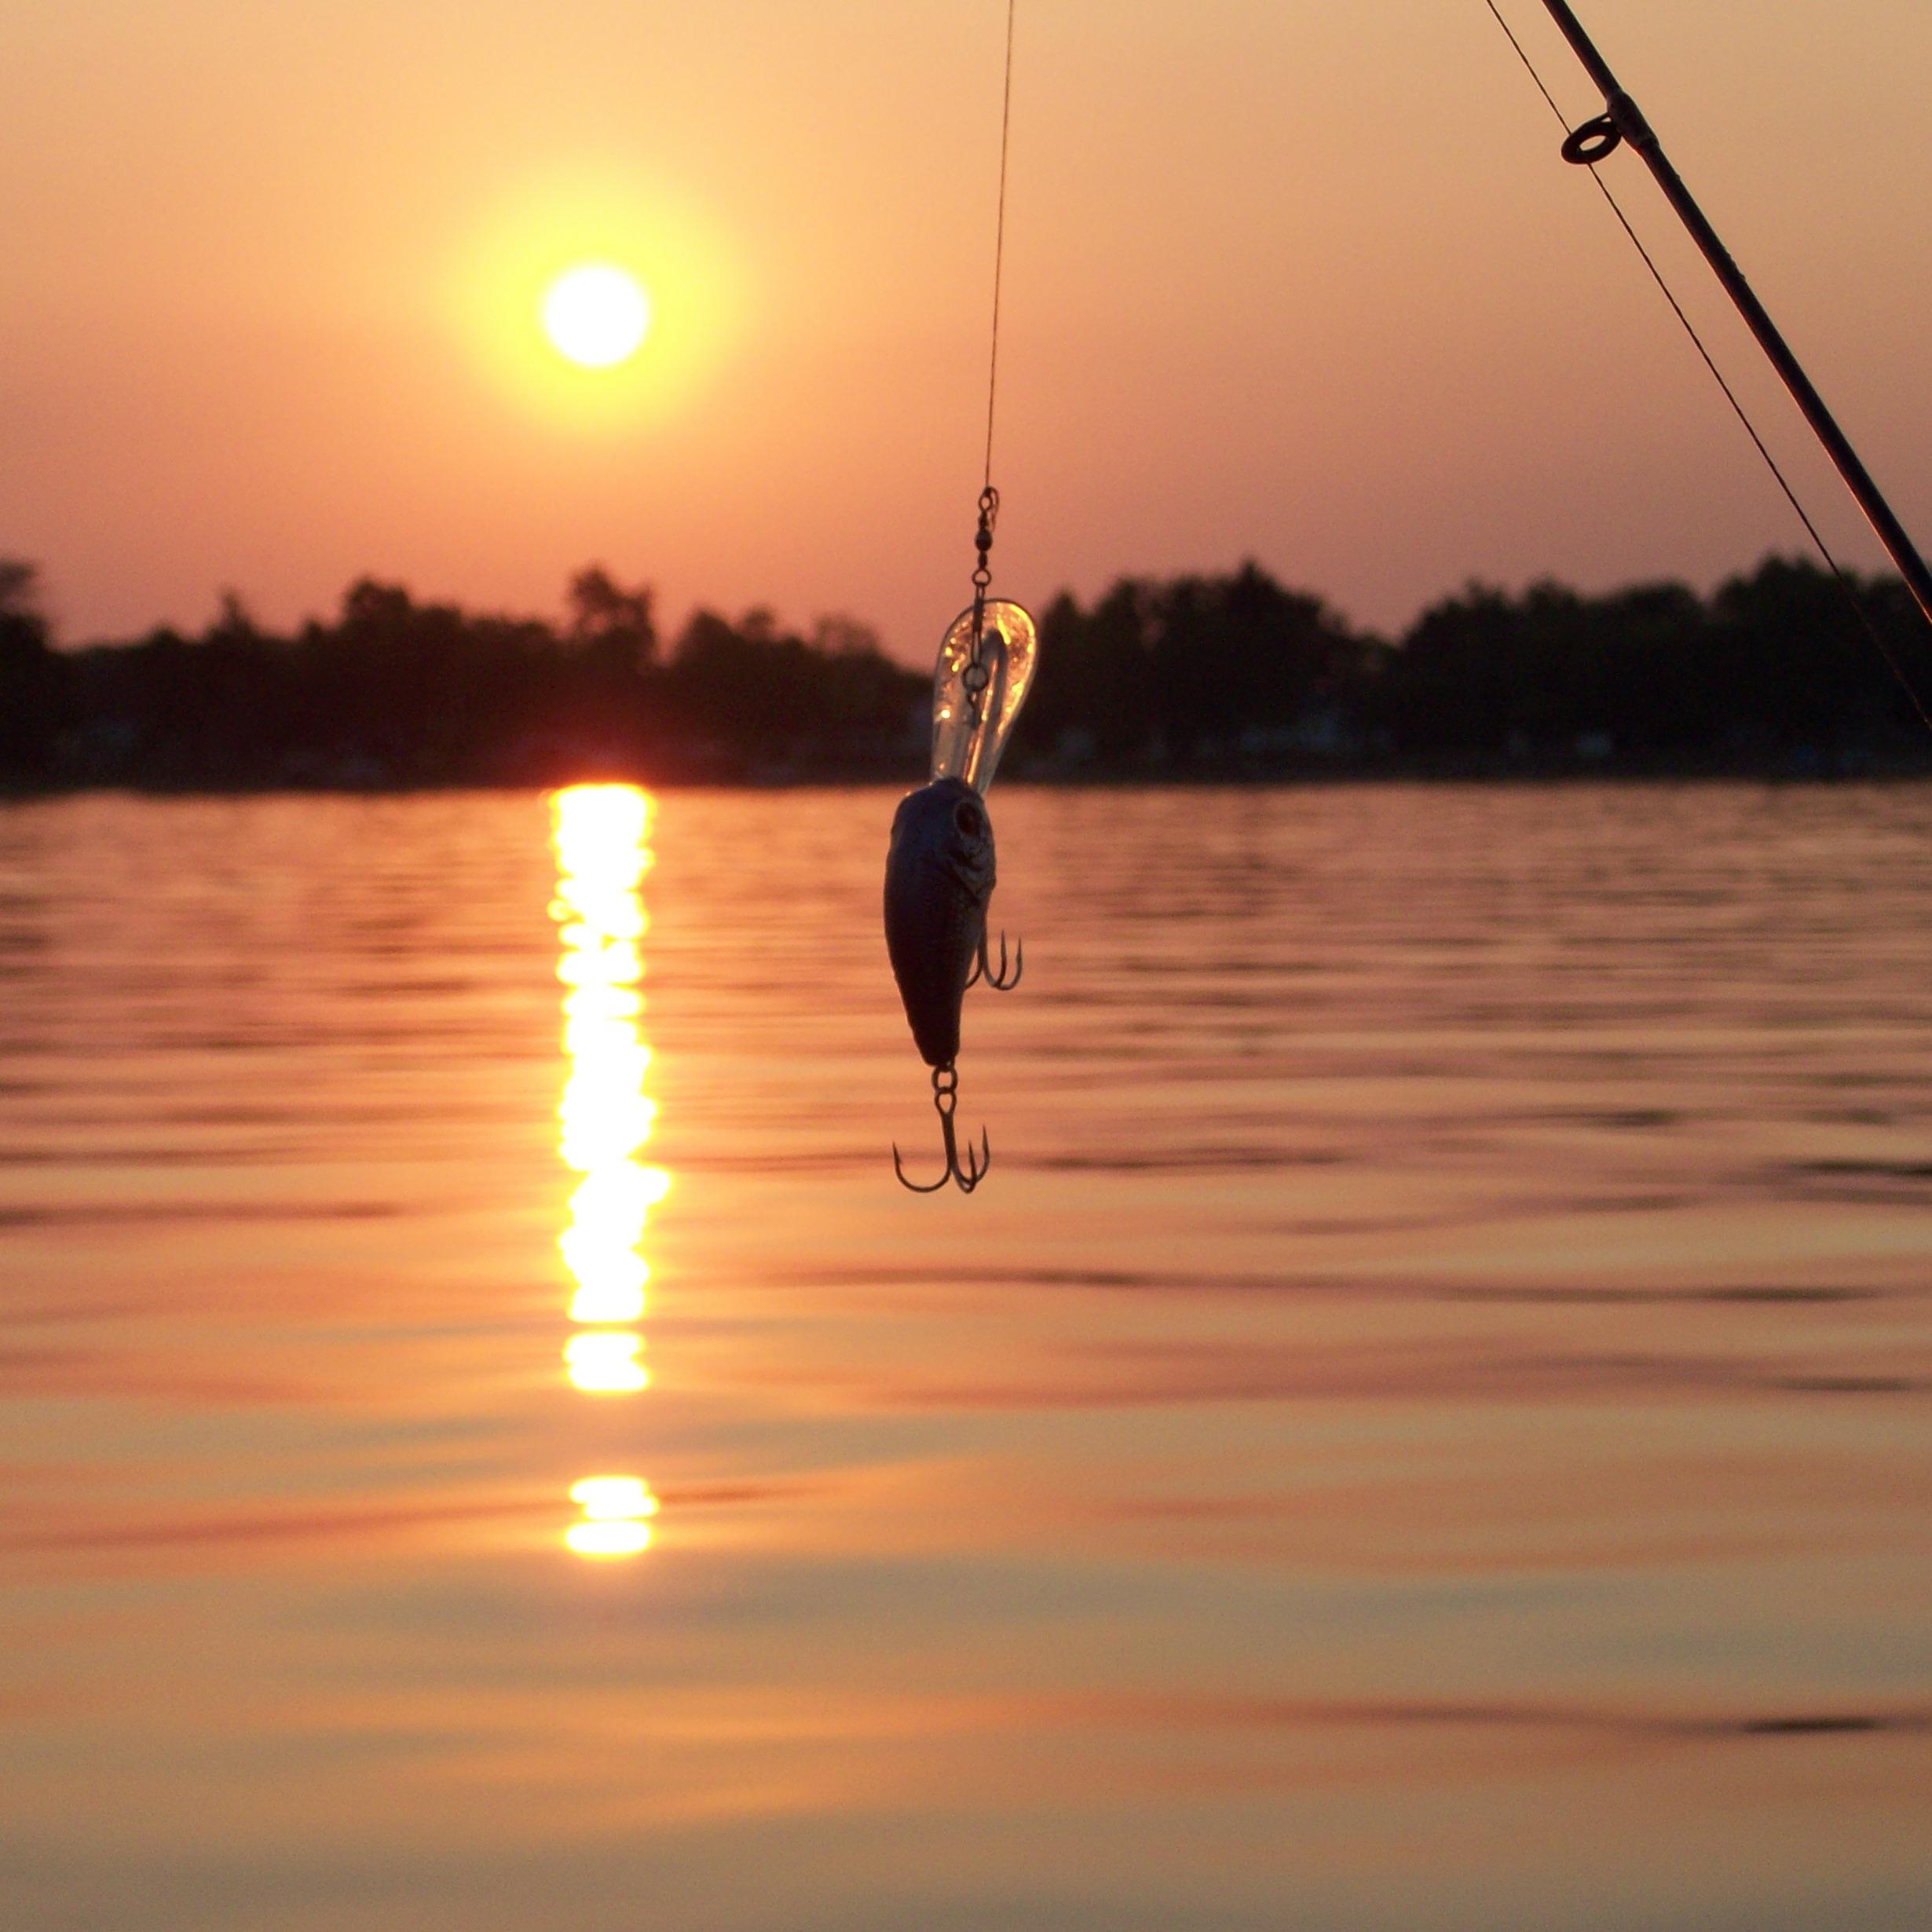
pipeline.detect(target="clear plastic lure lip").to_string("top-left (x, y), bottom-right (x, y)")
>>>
top-left (929, 599), bottom-right (1038, 795)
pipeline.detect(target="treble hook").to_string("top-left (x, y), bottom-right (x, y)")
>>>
top-left (892, 1063), bottom-right (991, 1195)
top-left (964, 927), bottom-right (1023, 992)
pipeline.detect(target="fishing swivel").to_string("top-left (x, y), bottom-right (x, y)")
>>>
top-left (970, 488), bottom-right (999, 611)
top-left (962, 488), bottom-right (1001, 730)
top-left (892, 1063), bottom-right (990, 1195)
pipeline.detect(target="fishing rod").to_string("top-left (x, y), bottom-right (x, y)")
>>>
top-left (1533, 0), bottom-right (1932, 631)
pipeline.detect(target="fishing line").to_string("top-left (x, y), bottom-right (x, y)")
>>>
top-left (1479, 0), bottom-right (1932, 736)
top-left (982, 0), bottom-right (1018, 491)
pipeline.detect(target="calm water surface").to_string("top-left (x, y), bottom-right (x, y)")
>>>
top-left (1, 785), bottom-right (1927, 1930)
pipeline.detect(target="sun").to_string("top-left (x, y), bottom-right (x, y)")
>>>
top-left (541, 264), bottom-right (651, 369)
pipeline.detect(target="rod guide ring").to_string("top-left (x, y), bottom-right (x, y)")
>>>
top-left (1561, 115), bottom-right (1623, 165)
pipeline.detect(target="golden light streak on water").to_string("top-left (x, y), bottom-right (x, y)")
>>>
top-left (563, 1520), bottom-right (653, 1558)
top-left (563, 1475), bottom-right (658, 1558)
top-left (569, 1476), bottom-right (658, 1520)
top-left (550, 785), bottom-right (664, 1554)
top-left (562, 1330), bottom-right (650, 1394)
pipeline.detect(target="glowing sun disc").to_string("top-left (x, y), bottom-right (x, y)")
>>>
top-left (542, 265), bottom-right (651, 368)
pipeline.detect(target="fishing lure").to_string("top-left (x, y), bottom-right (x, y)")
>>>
top-left (884, 549), bottom-right (1037, 1194)
top-left (889, 5), bottom-right (1031, 1195)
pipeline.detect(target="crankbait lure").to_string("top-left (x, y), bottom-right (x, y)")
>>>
top-left (890, 5), bottom-right (1031, 1194)
top-left (884, 508), bottom-right (1037, 1194)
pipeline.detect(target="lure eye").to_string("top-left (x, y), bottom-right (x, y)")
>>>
top-left (953, 800), bottom-right (984, 839)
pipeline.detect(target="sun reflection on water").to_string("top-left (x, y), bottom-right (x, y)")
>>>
top-left (564, 1475), bottom-right (659, 1557)
top-left (551, 785), bottom-right (664, 1558)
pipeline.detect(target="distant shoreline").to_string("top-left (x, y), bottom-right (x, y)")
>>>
top-left (9, 755), bottom-right (1932, 802)
top-left (8, 555), bottom-right (1931, 795)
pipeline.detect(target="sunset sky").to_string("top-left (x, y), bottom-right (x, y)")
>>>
top-left (5, 0), bottom-right (1930, 657)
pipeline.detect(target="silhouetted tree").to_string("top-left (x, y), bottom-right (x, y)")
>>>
top-left (0, 561), bottom-right (57, 778)
top-left (1145, 562), bottom-right (1358, 758)
top-left (660, 606), bottom-right (921, 774)
top-left (1026, 582), bottom-right (1155, 766)
top-left (1707, 555), bottom-right (1911, 756)
top-left (568, 565), bottom-right (657, 672)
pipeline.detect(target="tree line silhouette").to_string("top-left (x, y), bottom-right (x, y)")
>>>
top-left (3, 553), bottom-right (1929, 789)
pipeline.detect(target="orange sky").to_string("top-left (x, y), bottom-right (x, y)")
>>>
top-left (5, 0), bottom-right (1930, 657)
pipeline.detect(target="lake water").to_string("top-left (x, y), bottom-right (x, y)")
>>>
top-left (1, 784), bottom-right (1927, 1931)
